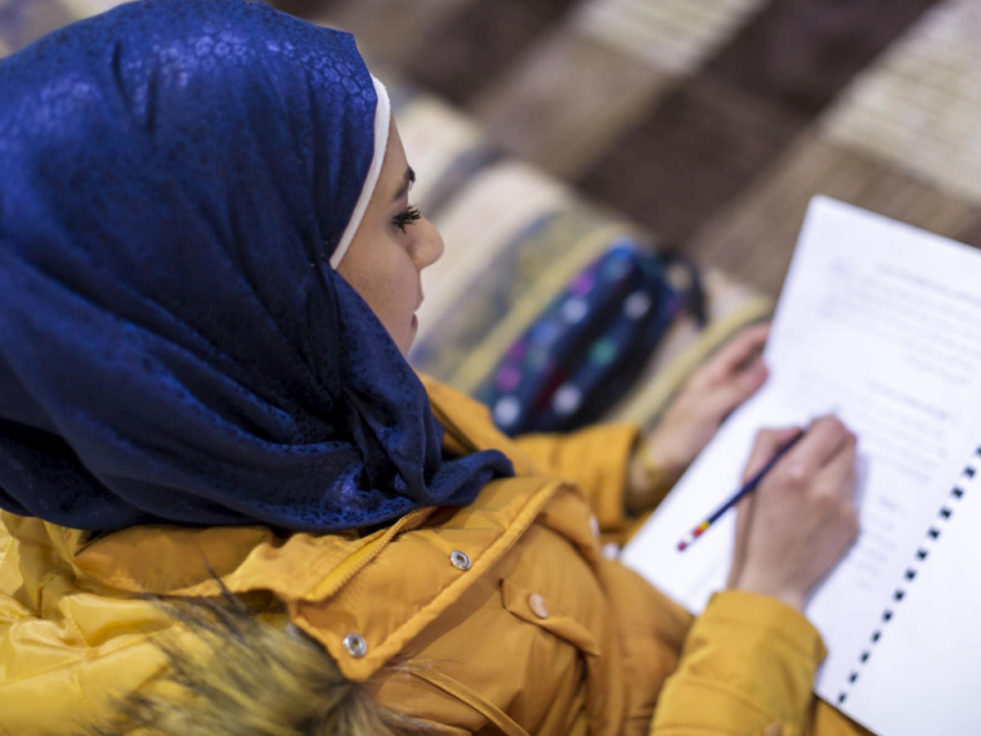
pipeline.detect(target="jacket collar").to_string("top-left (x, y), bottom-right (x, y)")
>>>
top-left (38, 378), bottom-right (569, 680)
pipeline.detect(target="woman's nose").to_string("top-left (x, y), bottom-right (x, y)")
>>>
top-left (416, 217), bottom-right (445, 270)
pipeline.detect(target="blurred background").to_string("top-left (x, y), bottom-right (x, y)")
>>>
top-left (4, 0), bottom-right (981, 296)
top-left (279, 0), bottom-right (981, 296)
top-left (4, 0), bottom-right (981, 427)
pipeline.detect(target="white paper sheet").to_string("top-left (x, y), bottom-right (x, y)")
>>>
top-left (621, 196), bottom-right (981, 734)
top-left (841, 457), bottom-right (981, 734)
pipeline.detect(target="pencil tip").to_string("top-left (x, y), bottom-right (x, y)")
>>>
top-left (676, 541), bottom-right (687, 552)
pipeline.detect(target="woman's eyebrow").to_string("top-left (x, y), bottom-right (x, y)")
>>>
top-left (392, 166), bottom-right (416, 202)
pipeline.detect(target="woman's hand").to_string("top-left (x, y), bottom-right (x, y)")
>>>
top-left (627, 323), bottom-right (770, 512)
top-left (727, 417), bottom-right (860, 611)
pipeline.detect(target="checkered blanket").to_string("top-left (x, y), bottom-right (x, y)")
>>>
top-left (321, 0), bottom-right (981, 292)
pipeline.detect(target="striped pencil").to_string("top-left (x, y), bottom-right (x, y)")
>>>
top-left (676, 429), bottom-right (805, 552)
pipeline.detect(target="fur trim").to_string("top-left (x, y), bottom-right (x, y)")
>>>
top-left (88, 595), bottom-right (422, 736)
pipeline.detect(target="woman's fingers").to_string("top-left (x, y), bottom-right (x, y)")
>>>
top-left (816, 429), bottom-right (859, 500)
top-left (727, 493), bottom-right (756, 587)
top-left (743, 426), bottom-right (803, 480)
top-left (779, 415), bottom-right (854, 480)
top-left (704, 356), bottom-right (768, 418)
top-left (808, 431), bottom-right (861, 558)
top-left (744, 417), bottom-right (852, 487)
top-left (729, 426), bottom-right (797, 588)
top-left (693, 322), bottom-right (771, 388)
top-left (730, 417), bottom-right (861, 609)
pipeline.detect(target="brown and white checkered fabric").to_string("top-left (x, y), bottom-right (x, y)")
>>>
top-left (312, 0), bottom-right (981, 296)
top-left (7, 0), bottom-right (981, 297)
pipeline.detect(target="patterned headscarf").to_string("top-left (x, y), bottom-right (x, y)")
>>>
top-left (0, 0), bottom-right (512, 532)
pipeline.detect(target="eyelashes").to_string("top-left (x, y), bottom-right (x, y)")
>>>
top-left (392, 205), bottom-right (422, 233)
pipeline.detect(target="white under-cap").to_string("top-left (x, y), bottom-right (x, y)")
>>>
top-left (329, 75), bottom-right (391, 269)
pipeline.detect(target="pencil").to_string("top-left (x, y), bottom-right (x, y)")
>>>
top-left (676, 429), bottom-right (806, 552)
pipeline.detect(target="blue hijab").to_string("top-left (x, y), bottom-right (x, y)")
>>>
top-left (0, 0), bottom-right (513, 532)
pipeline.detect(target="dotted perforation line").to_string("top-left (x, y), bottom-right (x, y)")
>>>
top-left (836, 447), bottom-right (979, 706)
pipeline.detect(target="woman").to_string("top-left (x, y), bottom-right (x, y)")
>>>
top-left (0, 1), bottom-right (867, 734)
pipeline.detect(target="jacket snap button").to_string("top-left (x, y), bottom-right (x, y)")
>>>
top-left (342, 633), bottom-right (367, 658)
top-left (450, 550), bottom-right (471, 571)
top-left (528, 593), bottom-right (549, 619)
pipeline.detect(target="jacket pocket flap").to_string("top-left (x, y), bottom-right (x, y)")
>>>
top-left (501, 578), bottom-right (601, 657)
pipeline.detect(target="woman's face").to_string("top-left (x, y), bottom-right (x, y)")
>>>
top-left (336, 120), bottom-right (444, 356)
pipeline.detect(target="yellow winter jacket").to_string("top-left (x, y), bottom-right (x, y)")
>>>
top-left (0, 378), bottom-right (870, 735)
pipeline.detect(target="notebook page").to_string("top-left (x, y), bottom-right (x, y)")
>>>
top-left (621, 197), bottom-right (981, 724)
top-left (839, 451), bottom-right (981, 734)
